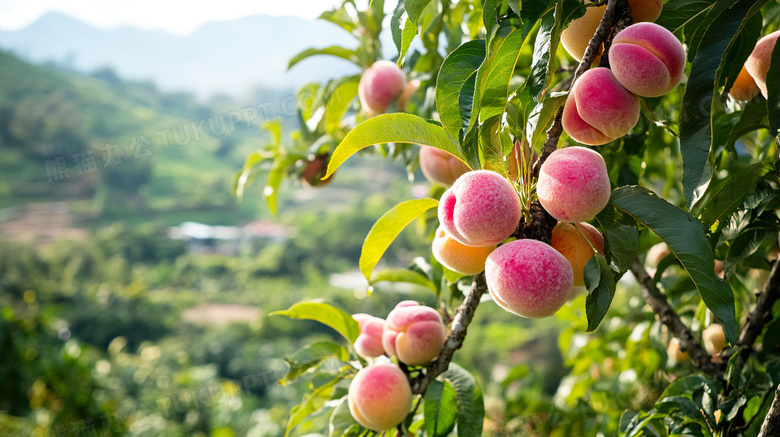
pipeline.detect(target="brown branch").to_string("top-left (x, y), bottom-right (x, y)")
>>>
top-left (410, 273), bottom-right (488, 394)
top-left (759, 385), bottom-right (780, 437)
top-left (629, 258), bottom-right (723, 379)
top-left (737, 259), bottom-right (780, 350)
top-left (533, 0), bottom-right (625, 178)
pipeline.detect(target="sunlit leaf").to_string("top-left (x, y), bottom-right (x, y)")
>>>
top-left (271, 301), bottom-right (360, 344)
top-left (288, 46), bottom-right (360, 70)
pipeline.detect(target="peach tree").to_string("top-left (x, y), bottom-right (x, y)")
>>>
top-left (236, 0), bottom-right (780, 435)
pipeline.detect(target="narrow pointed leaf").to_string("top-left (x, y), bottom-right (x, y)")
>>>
top-left (436, 40), bottom-right (486, 140)
top-left (584, 254), bottom-right (617, 331)
top-left (271, 301), bottom-right (360, 344)
top-left (288, 46), bottom-right (360, 70)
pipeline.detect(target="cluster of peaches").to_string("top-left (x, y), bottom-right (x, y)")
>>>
top-left (561, 0), bottom-right (686, 145)
top-left (348, 301), bottom-right (446, 431)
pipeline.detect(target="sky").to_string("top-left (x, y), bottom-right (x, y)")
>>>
top-left (0, 0), bottom-right (356, 35)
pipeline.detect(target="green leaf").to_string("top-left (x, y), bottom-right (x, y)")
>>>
top-left (405, 0), bottom-right (432, 24)
top-left (441, 363), bottom-right (484, 437)
top-left (525, 92), bottom-right (567, 148)
top-left (329, 397), bottom-right (358, 437)
top-left (479, 25), bottom-right (532, 122)
top-left (656, 0), bottom-right (715, 34)
top-left (436, 40), bottom-right (486, 141)
top-left (360, 198), bottom-right (439, 283)
top-left (391, 0), bottom-right (406, 53)
top-left (479, 115), bottom-right (507, 176)
top-left (324, 113), bottom-right (465, 179)
top-left (767, 34), bottom-right (780, 142)
top-left (285, 376), bottom-right (343, 437)
top-left (318, 7), bottom-right (359, 36)
top-left (584, 254), bottom-right (617, 332)
top-left (679, 0), bottom-right (768, 209)
top-left (265, 155), bottom-right (298, 215)
top-left (288, 46), bottom-right (360, 70)
top-left (399, 18), bottom-right (419, 66)
top-left (726, 98), bottom-right (770, 151)
top-left (281, 341), bottom-right (350, 385)
top-left (424, 380), bottom-right (457, 437)
top-left (699, 161), bottom-right (776, 231)
top-left (370, 268), bottom-right (438, 293)
top-left (610, 186), bottom-right (738, 344)
top-left (595, 204), bottom-right (640, 275)
top-left (528, 0), bottom-right (583, 101)
top-left (271, 301), bottom-right (360, 344)
top-left (234, 151), bottom-right (273, 199)
top-left (324, 80), bottom-right (359, 135)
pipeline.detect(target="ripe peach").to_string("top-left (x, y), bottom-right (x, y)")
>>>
top-left (536, 146), bottom-right (611, 223)
top-left (745, 31), bottom-right (780, 99)
top-left (348, 363), bottom-right (412, 431)
top-left (729, 65), bottom-right (760, 101)
top-left (550, 222), bottom-right (605, 286)
top-left (703, 324), bottom-right (726, 356)
top-left (609, 22), bottom-right (687, 97)
top-left (667, 338), bottom-right (689, 365)
top-left (561, 67), bottom-right (640, 145)
top-left (438, 170), bottom-right (522, 247)
top-left (358, 60), bottom-right (406, 115)
top-left (419, 146), bottom-right (470, 186)
top-left (382, 301), bottom-right (446, 365)
top-left (561, 0), bottom-right (662, 62)
top-left (432, 226), bottom-right (496, 275)
top-left (301, 155), bottom-right (334, 187)
top-left (485, 239), bottom-right (573, 318)
top-left (352, 314), bottom-right (386, 358)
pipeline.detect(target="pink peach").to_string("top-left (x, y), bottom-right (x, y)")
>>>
top-left (358, 60), bottom-right (406, 115)
top-left (745, 31), bottom-right (780, 99)
top-left (382, 301), bottom-right (446, 365)
top-left (419, 146), bottom-right (470, 186)
top-left (348, 363), bottom-right (412, 431)
top-left (352, 314), bottom-right (386, 358)
top-left (609, 22), bottom-right (687, 97)
top-left (536, 146), bottom-right (611, 223)
top-left (485, 239), bottom-right (573, 318)
top-left (562, 67), bottom-right (640, 145)
top-left (438, 170), bottom-right (522, 247)
top-left (432, 226), bottom-right (496, 275)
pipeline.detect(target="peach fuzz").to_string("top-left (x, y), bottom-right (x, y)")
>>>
top-left (560, 0), bottom-right (662, 62)
top-left (419, 146), bottom-right (470, 186)
top-left (438, 170), bottom-right (522, 247)
top-left (358, 60), bottom-right (406, 115)
top-left (609, 22), bottom-right (687, 97)
top-left (729, 65), bottom-right (760, 101)
top-left (537, 146), bottom-right (611, 223)
top-left (348, 363), bottom-right (412, 431)
top-left (382, 301), bottom-right (446, 365)
top-left (745, 31), bottom-right (780, 99)
top-left (485, 239), bottom-right (573, 318)
top-left (550, 222), bottom-right (605, 287)
top-left (432, 227), bottom-right (496, 275)
top-left (561, 67), bottom-right (640, 145)
top-left (352, 314), bottom-right (386, 358)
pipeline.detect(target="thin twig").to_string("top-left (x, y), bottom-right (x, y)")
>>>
top-left (410, 273), bottom-right (488, 394)
top-left (630, 258), bottom-right (723, 379)
top-left (533, 0), bottom-right (625, 178)
top-left (737, 259), bottom-right (780, 350)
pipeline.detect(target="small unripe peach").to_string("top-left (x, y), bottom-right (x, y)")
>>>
top-left (550, 222), bottom-right (605, 287)
top-left (358, 60), bottom-right (406, 115)
top-left (609, 22), bottom-right (687, 97)
top-left (537, 146), bottom-right (611, 223)
top-left (562, 67), bottom-right (640, 145)
top-left (348, 363), bottom-right (412, 431)
top-left (703, 324), bottom-right (726, 356)
top-left (438, 170), bottom-right (522, 247)
top-left (419, 146), bottom-right (470, 186)
top-left (432, 227), bottom-right (495, 275)
top-left (352, 314), bottom-right (386, 358)
top-left (729, 65), bottom-right (760, 101)
top-left (560, 0), bottom-right (662, 62)
top-left (301, 155), bottom-right (334, 187)
top-left (745, 31), bottom-right (780, 99)
top-left (382, 301), bottom-right (446, 365)
top-left (667, 338), bottom-right (689, 365)
top-left (485, 239), bottom-right (573, 318)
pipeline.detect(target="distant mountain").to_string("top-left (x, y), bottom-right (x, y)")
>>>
top-left (0, 12), bottom-right (377, 97)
